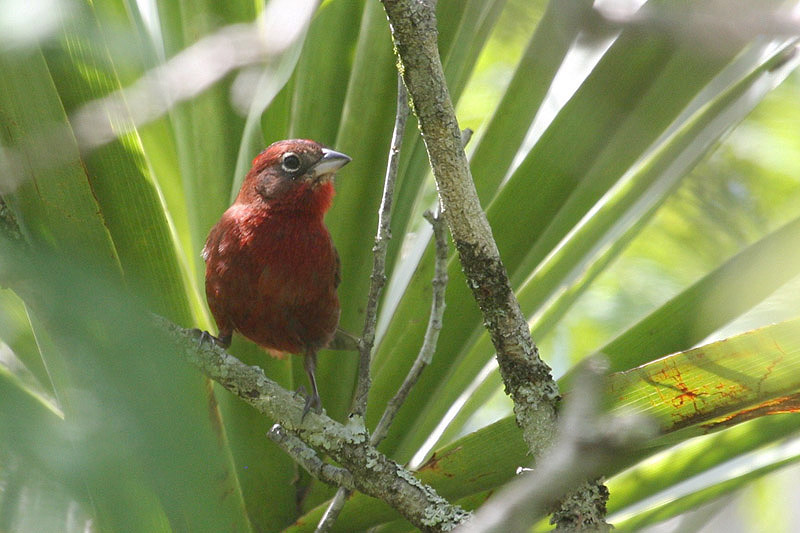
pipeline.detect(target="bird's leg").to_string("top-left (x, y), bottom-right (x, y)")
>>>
top-left (215, 332), bottom-right (232, 349)
top-left (302, 350), bottom-right (322, 420)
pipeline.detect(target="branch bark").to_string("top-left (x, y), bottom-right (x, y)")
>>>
top-left (160, 319), bottom-right (469, 532)
top-left (380, 0), bottom-right (558, 459)
top-left (267, 424), bottom-right (355, 490)
top-left (351, 75), bottom-right (409, 419)
top-left (378, 1), bottom-right (619, 529)
top-left (457, 358), bottom-right (654, 533)
top-left (371, 209), bottom-right (448, 447)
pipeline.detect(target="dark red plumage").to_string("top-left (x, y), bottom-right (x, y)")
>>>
top-left (202, 139), bottom-right (350, 416)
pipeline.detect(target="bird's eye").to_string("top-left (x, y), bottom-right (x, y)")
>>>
top-left (281, 153), bottom-right (302, 174)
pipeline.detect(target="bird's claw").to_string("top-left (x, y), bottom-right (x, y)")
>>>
top-left (191, 328), bottom-right (213, 346)
top-left (301, 391), bottom-right (322, 421)
top-left (295, 386), bottom-right (322, 421)
top-left (293, 385), bottom-right (307, 400)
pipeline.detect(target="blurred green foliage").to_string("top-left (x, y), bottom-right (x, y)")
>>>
top-left (1, 0), bottom-right (800, 531)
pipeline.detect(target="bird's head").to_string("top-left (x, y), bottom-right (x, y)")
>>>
top-left (236, 139), bottom-right (351, 214)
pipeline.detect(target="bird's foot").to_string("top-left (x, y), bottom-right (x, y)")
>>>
top-left (293, 386), bottom-right (322, 421)
top-left (293, 385), bottom-right (307, 400)
top-left (190, 329), bottom-right (231, 349)
top-left (301, 390), bottom-right (322, 421)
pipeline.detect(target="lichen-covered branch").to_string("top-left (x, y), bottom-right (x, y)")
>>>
top-left (457, 358), bottom-right (654, 533)
top-left (378, 1), bottom-right (618, 529)
top-left (379, 0), bottom-right (558, 457)
top-left (267, 424), bottom-right (354, 490)
top-left (161, 320), bottom-right (468, 532)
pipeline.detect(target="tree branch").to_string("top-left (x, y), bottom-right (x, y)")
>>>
top-left (379, 0), bottom-right (558, 459)
top-left (457, 358), bottom-right (655, 533)
top-left (316, 488), bottom-right (350, 533)
top-left (371, 209), bottom-right (448, 447)
top-left (267, 424), bottom-right (355, 490)
top-left (159, 319), bottom-right (469, 532)
top-left (351, 74), bottom-right (409, 419)
top-left (317, 74), bottom-right (410, 533)
top-left (318, 209), bottom-right (450, 532)
top-left (377, 1), bottom-right (622, 529)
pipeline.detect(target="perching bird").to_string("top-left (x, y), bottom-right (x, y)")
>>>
top-left (202, 139), bottom-right (350, 417)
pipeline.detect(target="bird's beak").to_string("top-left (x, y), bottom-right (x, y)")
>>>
top-left (311, 148), bottom-right (352, 179)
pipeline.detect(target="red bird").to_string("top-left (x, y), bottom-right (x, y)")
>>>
top-left (202, 139), bottom-right (350, 416)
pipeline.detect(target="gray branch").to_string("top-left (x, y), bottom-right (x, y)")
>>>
top-left (377, 1), bottom-right (622, 529)
top-left (319, 209), bottom-right (451, 532)
top-left (379, 0), bottom-right (558, 460)
top-left (316, 487), bottom-right (350, 533)
top-left (159, 319), bottom-right (468, 532)
top-left (457, 358), bottom-right (656, 533)
top-left (315, 75), bottom-right (411, 533)
top-left (351, 75), bottom-right (409, 419)
top-left (371, 209), bottom-right (448, 447)
top-left (267, 424), bottom-right (354, 490)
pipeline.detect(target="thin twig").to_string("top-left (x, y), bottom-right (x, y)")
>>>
top-left (267, 424), bottom-right (355, 490)
top-left (373, 130), bottom-right (467, 447)
top-left (317, 74), bottom-right (410, 533)
top-left (351, 74), bottom-right (409, 418)
top-left (317, 209), bottom-right (451, 531)
top-left (318, 127), bottom-right (468, 533)
top-left (460, 128), bottom-right (473, 149)
top-left (315, 486), bottom-right (350, 533)
top-left (372, 209), bottom-right (448, 447)
top-left (372, 130), bottom-right (467, 446)
top-left (318, 209), bottom-right (450, 532)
